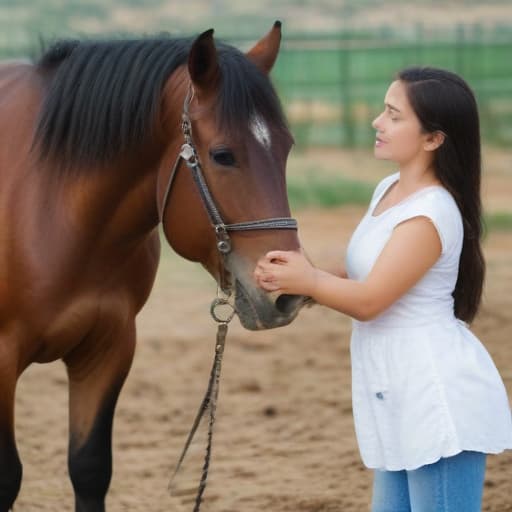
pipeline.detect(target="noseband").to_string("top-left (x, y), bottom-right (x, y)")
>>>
top-left (159, 85), bottom-right (298, 293)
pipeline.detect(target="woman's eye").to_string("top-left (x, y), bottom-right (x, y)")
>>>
top-left (210, 149), bottom-right (236, 167)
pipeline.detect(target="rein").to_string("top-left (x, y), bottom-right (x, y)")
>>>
top-left (168, 297), bottom-right (234, 512)
top-left (161, 84), bottom-right (297, 510)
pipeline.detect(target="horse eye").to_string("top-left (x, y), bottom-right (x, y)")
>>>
top-left (210, 149), bottom-right (236, 167)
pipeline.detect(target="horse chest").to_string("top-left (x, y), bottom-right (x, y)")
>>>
top-left (30, 293), bottom-right (103, 363)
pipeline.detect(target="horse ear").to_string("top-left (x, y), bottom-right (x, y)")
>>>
top-left (246, 21), bottom-right (282, 74)
top-left (188, 29), bottom-right (220, 94)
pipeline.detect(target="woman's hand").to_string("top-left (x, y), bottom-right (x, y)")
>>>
top-left (253, 250), bottom-right (318, 296)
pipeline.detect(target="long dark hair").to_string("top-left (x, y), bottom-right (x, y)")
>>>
top-left (398, 66), bottom-right (484, 323)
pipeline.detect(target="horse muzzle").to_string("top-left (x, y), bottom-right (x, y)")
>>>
top-left (233, 278), bottom-right (306, 330)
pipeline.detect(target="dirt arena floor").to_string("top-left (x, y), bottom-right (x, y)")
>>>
top-left (14, 149), bottom-right (512, 511)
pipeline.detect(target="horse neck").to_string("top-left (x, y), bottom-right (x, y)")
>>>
top-left (67, 70), bottom-right (189, 247)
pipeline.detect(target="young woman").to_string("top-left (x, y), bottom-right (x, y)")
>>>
top-left (254, 67), bottom-right (512, 511)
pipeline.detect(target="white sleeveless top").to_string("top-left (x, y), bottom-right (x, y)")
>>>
top-left (345, 172), bottom-right (512, 471)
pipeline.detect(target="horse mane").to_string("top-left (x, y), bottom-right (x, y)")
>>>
top-left (34, 34), bottom-right (289, 173)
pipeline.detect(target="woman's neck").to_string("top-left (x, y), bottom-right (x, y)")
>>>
top-left (396, 159), bottom-right (440, 193)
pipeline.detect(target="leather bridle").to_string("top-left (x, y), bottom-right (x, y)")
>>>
top-left (158, 85), bottom-right (298, 294)
top-left (161, 85), bottom-right (299, 512)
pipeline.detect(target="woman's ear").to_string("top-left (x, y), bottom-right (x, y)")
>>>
top-left (424, 130), bottom-right (446, 152)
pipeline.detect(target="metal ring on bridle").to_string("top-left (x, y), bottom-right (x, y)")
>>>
top-left (217, 240), bottom-right (231, 254)
top-left (210, 298), bottom-right (236, 323)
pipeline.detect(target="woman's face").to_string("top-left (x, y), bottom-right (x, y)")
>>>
top-left (372, 80), bottom-right (430, 167)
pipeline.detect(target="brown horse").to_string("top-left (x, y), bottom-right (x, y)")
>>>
top-left (0, 23), bottom-right (304, 511)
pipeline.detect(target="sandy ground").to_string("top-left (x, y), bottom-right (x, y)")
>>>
top-left (14, 152), bottom-right (512, 511)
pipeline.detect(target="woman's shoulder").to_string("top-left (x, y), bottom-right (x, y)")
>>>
top-left (402, 186), bottom-right (463, 254)
top-left (412, 185), bottom-right (460, 216)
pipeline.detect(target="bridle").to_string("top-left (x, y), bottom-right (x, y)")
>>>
top-left (160, 85), bottom-right (298, 511)
top-left (158, 84), bottom-right (298, 295)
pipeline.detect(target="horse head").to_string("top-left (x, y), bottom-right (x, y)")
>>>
top-left (158, 23), bottom-right (306, 330)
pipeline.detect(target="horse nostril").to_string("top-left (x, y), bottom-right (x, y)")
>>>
top-left (275, 294), bottom-right (302, 315)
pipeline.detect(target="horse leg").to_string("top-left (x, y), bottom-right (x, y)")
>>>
top-left (0, 345), bottom-right (22, 512)
top-left (64, 321), bottom-right (136, 512)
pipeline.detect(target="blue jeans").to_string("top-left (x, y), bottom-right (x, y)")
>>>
top-left (371, 451), bottom-right (487, 512)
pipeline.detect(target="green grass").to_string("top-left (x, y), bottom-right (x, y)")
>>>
top-left (287, 175), bottom-right (373, 209)
top-left (484, 212), bottom-right (512, 232)
top-left (287, 179), bottom-right (512, 234)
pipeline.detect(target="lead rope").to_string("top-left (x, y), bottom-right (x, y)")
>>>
top-left (164, 84), bottom-right (298, 509)
top-left (169, 294), bottom-right (235, 511)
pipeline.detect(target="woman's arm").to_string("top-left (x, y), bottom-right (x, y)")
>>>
top-left (296, 244), bottom-right (347, 279)
top-left (306, 251), bottom-right (347, 279)
top-left (321, 259), bottom-right (347, 279)
top-left (254, 216), bottom-right (441, 321)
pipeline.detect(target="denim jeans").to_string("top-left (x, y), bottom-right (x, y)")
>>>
top-left (371, 451), bottom-right (487, 512)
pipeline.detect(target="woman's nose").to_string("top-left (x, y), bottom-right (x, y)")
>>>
top-left (372, 112), bottom-right (383, 130)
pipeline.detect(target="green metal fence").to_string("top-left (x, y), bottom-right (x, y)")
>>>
top-left (1, 20), bottom-right (511, 148)
top-left (267, 24), bottom-right (512, 148)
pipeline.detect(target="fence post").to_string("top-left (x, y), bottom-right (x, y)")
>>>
top-left (339, 38), bottom-right (354, 147)
top-left (455, 23), bottom-right (466, 75)
top-left (415, 22), bottom-right (424, 64)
